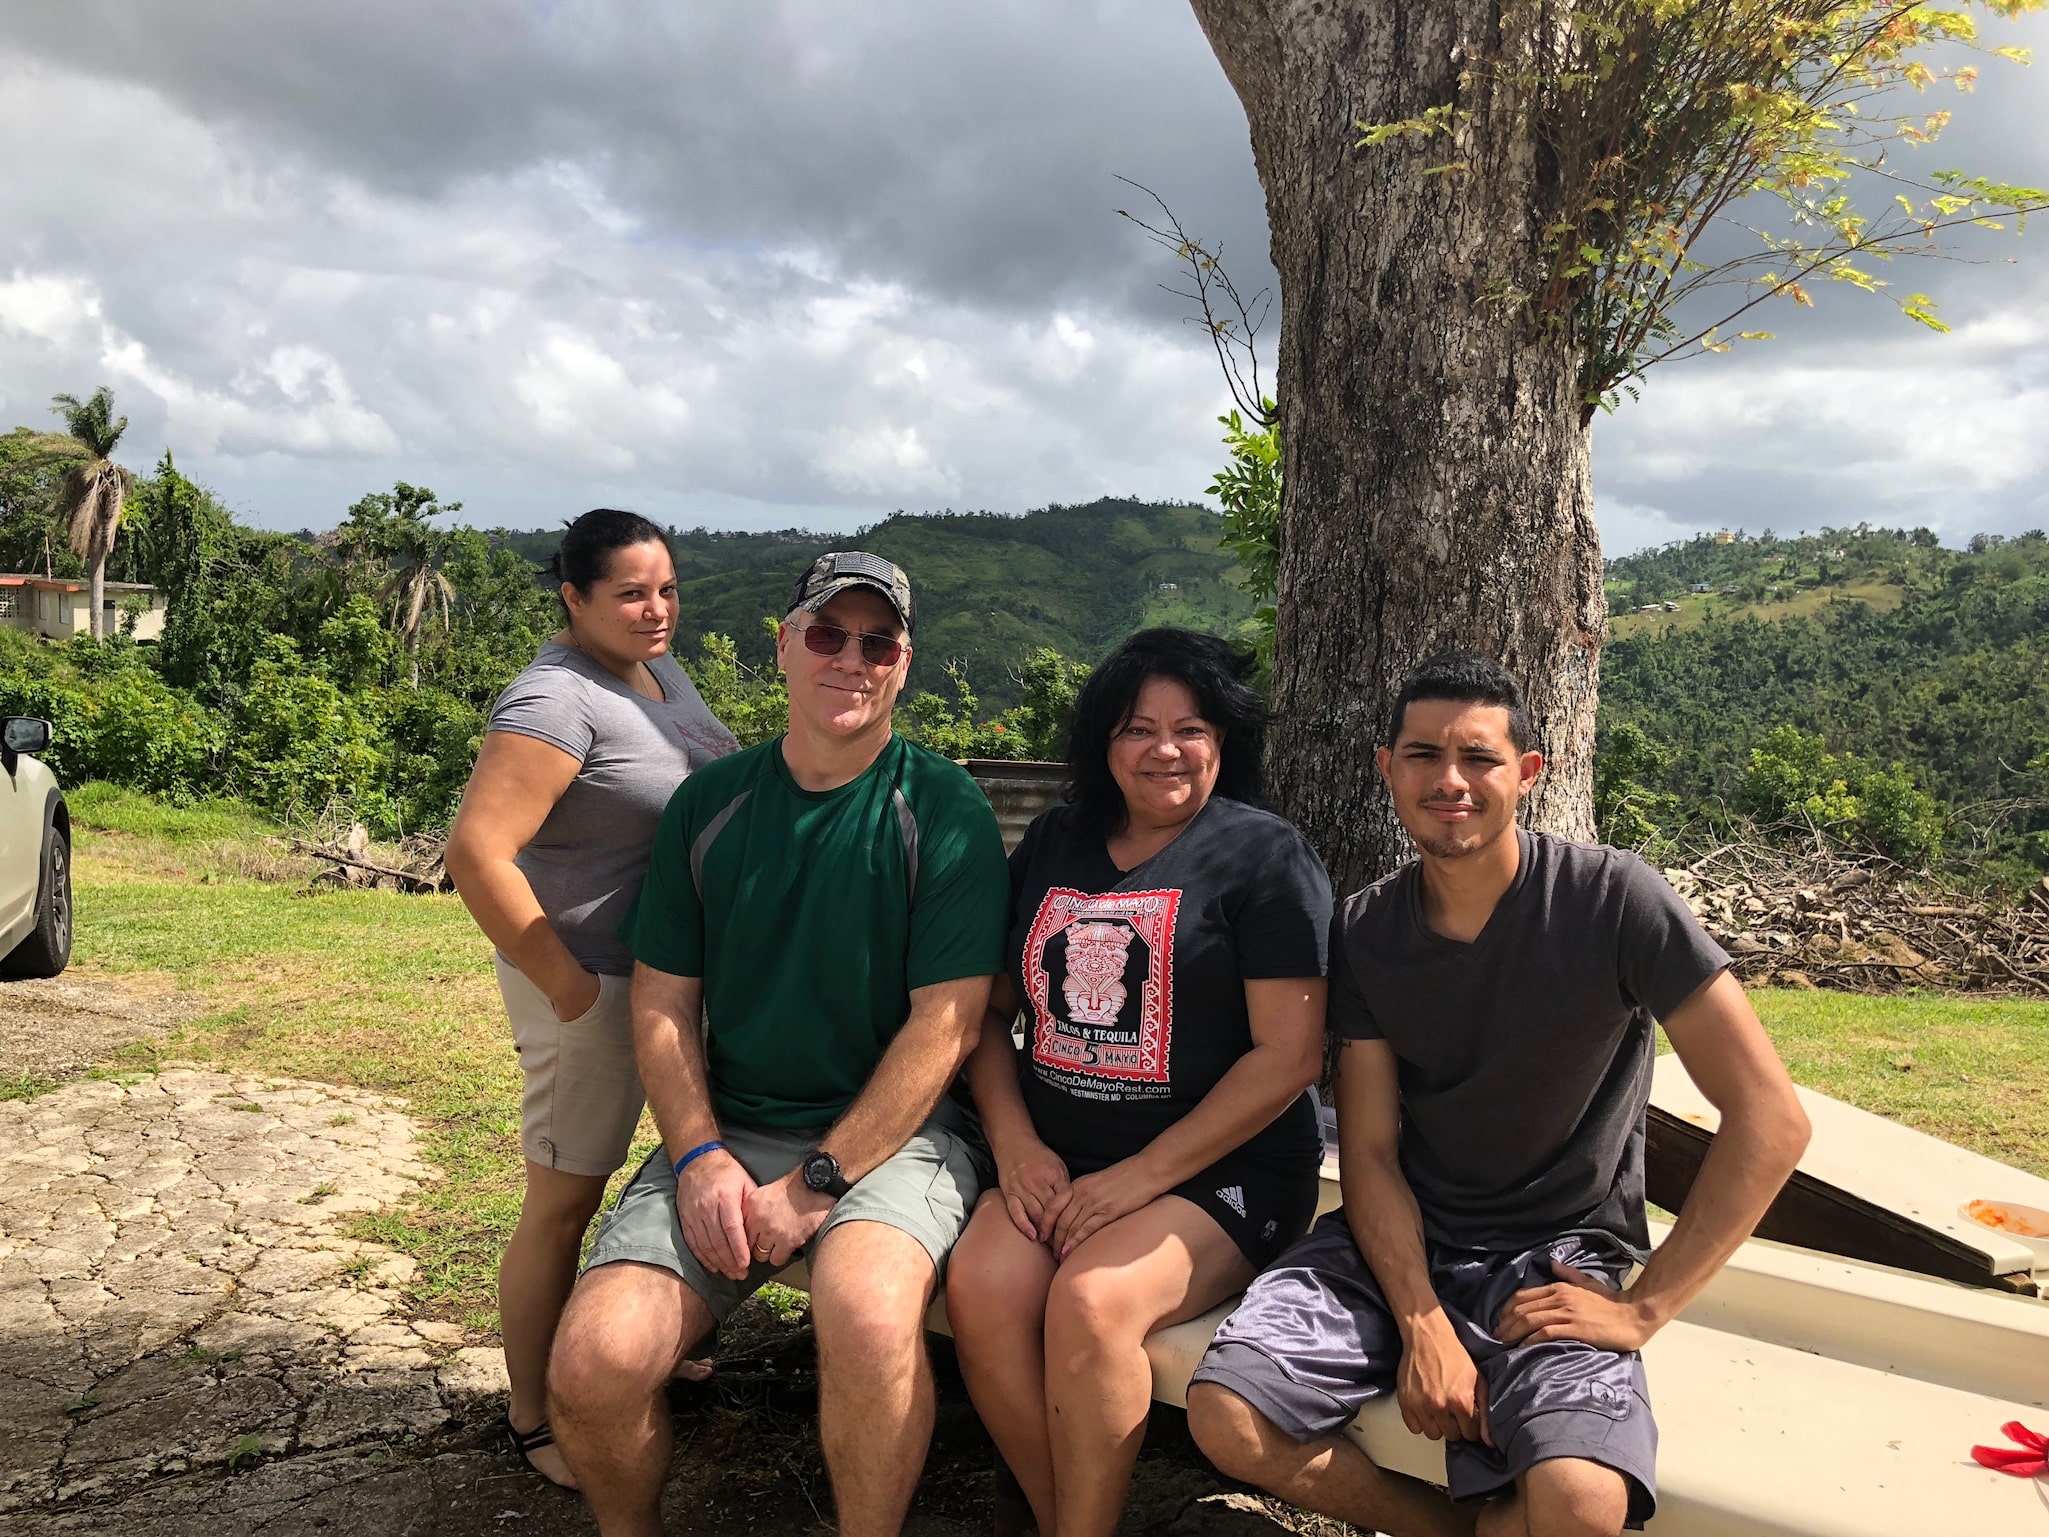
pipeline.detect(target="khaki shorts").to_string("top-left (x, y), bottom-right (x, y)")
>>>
top-left (584, 1096), bottom-right (991, 1322)
top-left (495, 954), bottom-right (644, 1178)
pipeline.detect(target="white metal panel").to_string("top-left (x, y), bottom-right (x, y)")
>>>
top-left (1659, 1220), bottom-right (2049, 1408)
top-left (1652, 1052), bottom-right (2047, 1276)
top-left (1143, 1301), bottom-right (2047, 1536)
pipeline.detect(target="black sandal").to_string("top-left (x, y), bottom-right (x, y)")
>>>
top-left (505, 1412), bottom-right (558, 1470)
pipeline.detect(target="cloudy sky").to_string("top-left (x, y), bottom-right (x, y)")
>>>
top-left (1, 2), bottom-right (2044, 557)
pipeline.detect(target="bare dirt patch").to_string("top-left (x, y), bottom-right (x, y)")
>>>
top-left (0, 974), bottom-right (205, 1087)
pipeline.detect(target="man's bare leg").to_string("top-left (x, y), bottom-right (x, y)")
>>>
top-left (1475, 1457), bottom-right (1629, 1537)
top-left (549, 1260), bottom-right (717, 1537)
top-left (1186, 1382), bottom-right (1477, 1537)
top-left (808, 1220), bottom-right (941, 1537)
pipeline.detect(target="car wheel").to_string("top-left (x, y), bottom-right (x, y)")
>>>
top-left (2, 826), bottom-right (72, 979)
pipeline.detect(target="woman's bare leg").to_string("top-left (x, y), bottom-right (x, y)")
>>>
top-left (500, 1160), bottom-right (609, 1487)
top-left (946, 1192), bottom-right (1061, 1531)
top-left (1044, 1196), bottom-right (1253, 1537)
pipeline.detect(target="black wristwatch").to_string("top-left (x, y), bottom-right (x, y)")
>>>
top-left (801, 1150), bottom-right (852, 1200)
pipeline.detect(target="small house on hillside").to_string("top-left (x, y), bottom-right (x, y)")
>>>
top-left (0, 576), bottom-right (165, 642)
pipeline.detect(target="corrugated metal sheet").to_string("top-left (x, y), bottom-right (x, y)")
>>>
top-left (960, 759), bottom-right (1066, 852)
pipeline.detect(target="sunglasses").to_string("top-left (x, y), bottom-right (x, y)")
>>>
top-left (796, 619), bottom-right (904, 668)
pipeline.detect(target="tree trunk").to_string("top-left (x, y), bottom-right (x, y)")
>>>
top-left (1190, 1), bottom-right (1605, 897)
top-left (89, 557), bottom-right (106, 641)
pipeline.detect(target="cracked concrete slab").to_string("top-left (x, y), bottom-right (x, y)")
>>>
top-left (0, 1069), bottom-right (507, 1519)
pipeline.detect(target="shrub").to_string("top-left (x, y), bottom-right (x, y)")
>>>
top-left (1741, 725), bottom-right (1944, 865)
top-left (1593, 723), bottom-right (1679, 849)
top-left (228, 636), bottom-right (389, 823)
top-left (1006, 647), bottom-right (1091, 761)
top-left (378, 685), bottom-right (484, 834)
top-left (901, 662), bottom-right (1031, 761)
top-left (683, 626), bottom-right (787, 749)
top-left (76, 665), bottom-right (223, 801)
top-left (0, 633), bottom-right (220, 800)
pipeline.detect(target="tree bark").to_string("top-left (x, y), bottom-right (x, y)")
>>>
top-left (89, 557), bottom-right (106, 641)
top-left (1190, 0), bottom-right (1605, 897)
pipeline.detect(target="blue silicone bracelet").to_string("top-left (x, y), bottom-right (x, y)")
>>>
top-left (673, 1140), bottom-right (725, 1177)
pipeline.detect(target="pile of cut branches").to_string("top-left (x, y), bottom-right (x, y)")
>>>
top-left (295, 822), bottom-right (450, 895)
top-left (1661, 842), bottom-right (2049, 997)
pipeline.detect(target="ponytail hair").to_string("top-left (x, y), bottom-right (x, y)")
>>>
top-left (548, 508), bottom-right (671, 595)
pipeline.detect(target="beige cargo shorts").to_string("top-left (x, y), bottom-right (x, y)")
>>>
top-left (494, 953), bottom-right (645, 1178)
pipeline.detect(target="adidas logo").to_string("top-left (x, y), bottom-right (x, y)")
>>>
top-left (1216, 1185), bottom-right (1246, 1217)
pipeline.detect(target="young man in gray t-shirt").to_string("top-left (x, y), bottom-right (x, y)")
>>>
top-left (1188, 655), bottom-right (1812, 1537)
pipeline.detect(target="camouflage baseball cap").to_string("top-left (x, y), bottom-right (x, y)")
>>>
top-left (788, 550), bottom-right (915, 635)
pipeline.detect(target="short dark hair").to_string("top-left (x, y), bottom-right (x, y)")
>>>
top-left (1387, 653), bottom-right (1533, 753)
top-left (547, 508), bottom-right (672, 595)
top-left (1064, 628), bottom-right (1267, 833)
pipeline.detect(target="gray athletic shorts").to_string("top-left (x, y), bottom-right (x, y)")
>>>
top-left (583, 1095), bottom-right (992, 1323)
top-left (1192, 1212), bottom-right (1658, 1527)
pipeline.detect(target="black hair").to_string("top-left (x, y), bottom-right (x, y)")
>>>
top-left (1064, 627), bottom-right (1267, 833)
top-left (1386, 653), bottom-right (1533, 753)
top-left (547, 508), bottom-right (672, 595)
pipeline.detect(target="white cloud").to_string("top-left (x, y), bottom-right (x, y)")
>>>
top-left (0, 272), bottom-right (101, 349)
top-left (0, 3), bottom-right (2042, 548)
top-left (0, 36), bottom-right (1252, 529)
top-left (1593, 498), bottom-right (1722, 562)
top-left (1596, 281), bottom-right (2049, 543)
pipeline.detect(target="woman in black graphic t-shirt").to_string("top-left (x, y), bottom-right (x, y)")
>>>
top-left (947, 628), bottom-right (1331, 1537)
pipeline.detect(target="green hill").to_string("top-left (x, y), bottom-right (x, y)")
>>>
top-left (1596, 527), bottom-right (2049, 876)
top-left (1602, 525), bottom-right (1940, 639)
top-left (498, 499), bottom-right (1257, 710)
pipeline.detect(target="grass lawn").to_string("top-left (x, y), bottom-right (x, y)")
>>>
top-left (54, 784), bottom-right (2049, 1330)
top-left (1745, 988), bottom-right (2049, 1177)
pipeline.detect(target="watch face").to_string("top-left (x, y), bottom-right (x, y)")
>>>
top-left (803, 1153), bottom-right (837, 1191)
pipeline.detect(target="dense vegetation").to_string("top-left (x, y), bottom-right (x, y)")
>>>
top-left (497, 498), bottom-right (1257, 710)
top-left (2, 413), bottom-right (2042, 890)
top-left (0, 463), bottom-right (561, 835)
top-left (1596, 527), bottom-right (2049, 886)
top-left (0, 442), bottom-right (1214, 833)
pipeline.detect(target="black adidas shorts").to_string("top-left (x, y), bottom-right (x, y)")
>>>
top-left (1163, 1145), bottom-right (1321, 1268)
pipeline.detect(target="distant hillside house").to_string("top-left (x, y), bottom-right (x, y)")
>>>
top-left (0, 576), bottom-right (165, 642)
top-left (1714, 529), bottom-right (1736, 545)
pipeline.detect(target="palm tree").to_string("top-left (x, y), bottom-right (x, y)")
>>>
top-left (46, 387), bottom-right (134, 640)
top-left (388, 533), bottom-right (455, 687)
top-left (330, 482), bottom-right (459, 687)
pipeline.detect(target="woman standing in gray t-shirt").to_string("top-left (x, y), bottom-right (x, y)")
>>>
top-left (444, 508), bottom-right (738, 1487)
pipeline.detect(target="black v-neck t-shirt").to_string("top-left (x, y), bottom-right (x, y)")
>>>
top-left (1006, 796), bottom-right (1332, 1174)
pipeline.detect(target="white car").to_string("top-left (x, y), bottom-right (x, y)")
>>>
top-left (0, 717), bottom-right (70, 978)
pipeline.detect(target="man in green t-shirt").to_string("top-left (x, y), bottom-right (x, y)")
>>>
top-left (548, 552), bottom-right (1011, 1536)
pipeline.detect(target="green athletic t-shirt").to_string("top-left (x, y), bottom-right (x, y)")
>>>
top-left (620, 733), bottom-right (1009, 1130)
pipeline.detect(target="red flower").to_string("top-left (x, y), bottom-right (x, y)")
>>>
top-left (1971, 1421), bottom-right (2047, 1478)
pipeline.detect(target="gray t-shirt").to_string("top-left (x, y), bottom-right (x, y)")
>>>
top-left (487, 641), bottom-right (739, 975)
top-left (1332, 829), bottom-right (1729, 1259)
